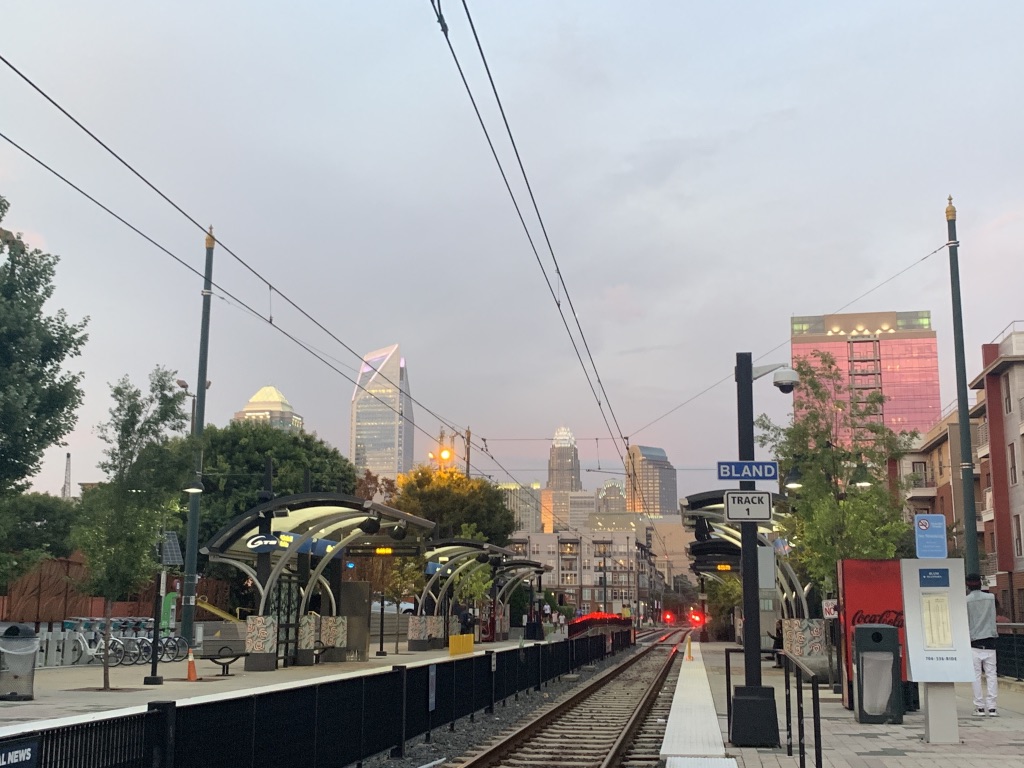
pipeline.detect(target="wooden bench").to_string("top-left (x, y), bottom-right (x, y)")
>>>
top-left (198, 622), bottom-right (248, 676)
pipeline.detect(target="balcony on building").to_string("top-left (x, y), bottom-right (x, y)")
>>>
top-left (1019, 397), bottom-right (1024, 436)
top-left (906, 474), bottom-right (938, 499)
top-left (981, 551), bottom-right (999, 578)
top-left (981, 487), bottom-right (994, 523)
top-left (976, 420), bottom-right (990, 459)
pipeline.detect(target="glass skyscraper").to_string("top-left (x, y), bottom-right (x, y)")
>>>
top-left (547, 427), bottom-right (582, 532)
top-left (790, 311), bottom-right (941, 441)
top-left (350, 344), bottom-right (414, 481)
top-left (625, 445), bottom-right (677, 518)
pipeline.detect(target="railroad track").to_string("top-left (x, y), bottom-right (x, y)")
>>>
top-left (446, 631), bottom-right (685, 768)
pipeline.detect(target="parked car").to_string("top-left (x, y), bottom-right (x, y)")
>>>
top-left (370, 600), bottom-right (416, 615)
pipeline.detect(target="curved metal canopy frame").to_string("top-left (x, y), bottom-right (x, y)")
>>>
top-left (494, 566), bottom-right (538, 604)
top-left (209, 555), bottom-right (265, 598)
top-left (295, 524), bottom-right (401, 617)
top-left (257, 511), bottom-right (369, 615)
top-left (416, 552), bottom-right (479, 614)
top-left (432, 557), bottom-right (492, 616)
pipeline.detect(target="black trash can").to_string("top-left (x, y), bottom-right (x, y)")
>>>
top-left (853, 624), bottom-right (903, 724)
top-left (0, 623), bottom-right (39, 701)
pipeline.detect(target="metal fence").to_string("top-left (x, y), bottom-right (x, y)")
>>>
top-left (0, 631), bottom-right (631, 768)
top-left (996, 625), bottom-right (1024, 680)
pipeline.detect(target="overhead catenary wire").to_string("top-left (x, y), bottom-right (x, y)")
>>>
top-left (0, 51), bottom-right (472, 459)
top-left (430, 3), bottom-right (670, 558)
top-left (629, 242), bottom-right (952, 437)
top-left (0, 129), bottom-right (521, 488)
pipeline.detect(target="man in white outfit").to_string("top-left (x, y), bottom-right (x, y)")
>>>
top-left (965, 573), bottom-right (999, 716)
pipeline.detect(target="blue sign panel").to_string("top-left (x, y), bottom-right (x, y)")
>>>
top-left (919, 568), bottom-right (950, 588)
top-left (914, 514), bottom-right (948, 559)
top-left (0, 738), bottom-right (38, 768)
top-left (717, 461), bottom-right (779, 481)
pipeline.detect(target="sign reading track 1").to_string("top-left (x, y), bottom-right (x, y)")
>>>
top-left (724, 490), bottom-right (773, 522)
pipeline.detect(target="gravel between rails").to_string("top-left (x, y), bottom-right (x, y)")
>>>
top-left (361, 643), bottom-right (645, 768)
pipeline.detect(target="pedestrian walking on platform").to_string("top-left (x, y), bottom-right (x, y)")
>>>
top-left (965, 573), bottom-right (999, 716)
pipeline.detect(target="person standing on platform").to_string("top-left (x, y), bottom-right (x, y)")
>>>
top-left (965, 573), bottom-right (999, 716)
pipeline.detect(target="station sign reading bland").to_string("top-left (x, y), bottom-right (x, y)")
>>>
top-left (717, 461), bottom-right (779, 481)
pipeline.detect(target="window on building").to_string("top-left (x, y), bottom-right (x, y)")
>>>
top-left (1015, 515), bottom-right (1023, 558)
top-left (1004, 373), bottom-right (1012, 414)
top-left (1010, 443), bottom-right (1018, 485)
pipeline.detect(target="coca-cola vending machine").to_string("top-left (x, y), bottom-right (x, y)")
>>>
top-left (836, 559), bottom-right (907, 709)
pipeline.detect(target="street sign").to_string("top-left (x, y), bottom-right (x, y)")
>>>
top-left (822, 599), bottom-right (838, 619)
top-left (724, 490), bottom-right (773, 522)
top-left (914, 514), bottom-right (948, 559)
top-left (717, 461), bottom-right (779, 481)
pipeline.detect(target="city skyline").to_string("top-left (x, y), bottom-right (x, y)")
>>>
top-left (350, 344), bottom-right (414, 482)
top-left (8, 4), bottom-right (1022, 513)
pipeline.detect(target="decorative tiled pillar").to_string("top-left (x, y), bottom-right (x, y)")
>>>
top-left (783, 618), bottom-right (830, 676)
top-left (407, 615), bottom-right (430, 652)
top-left (426, 615), bottom-right (446, 650)
top-left (320, 616), bottom-right (349, 663)
top-left (244, 615), bottom-right (278, 671)
top-left (295, 613), bottom-right (321, 666)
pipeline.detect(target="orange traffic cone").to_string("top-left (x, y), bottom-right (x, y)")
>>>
top-left (186, 649), bottom-right (199, 682)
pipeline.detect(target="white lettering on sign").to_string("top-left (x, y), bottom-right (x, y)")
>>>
top-left (0, 743), bottom-right (36, 767)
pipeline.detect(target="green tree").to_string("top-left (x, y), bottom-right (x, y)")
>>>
top-left (355, 470), bottom-right (397, 504)
top-left (71, 367), bottom-right (188, 690)
top-left (0, 196), bottom-right (89, 495)
top-left (756, 351), bottom-right (914, 592)
top-left (383, 556), bottom-right (425, 652)
top-left (168, 421), bottom-right (357, 550)
top-left (0, 492), bottom-right (77, 591)
top-left (707, 575), bottom-right (742, 640)
top-left (392, 467), bottom-right (515, 545)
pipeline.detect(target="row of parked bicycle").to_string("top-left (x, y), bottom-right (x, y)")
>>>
top-left (61, 617), bottom-right (190, 667)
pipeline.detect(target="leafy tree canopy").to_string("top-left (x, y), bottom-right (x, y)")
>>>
top-left (170, 421), bottom-right (357, 548)
top-left (0, 195), bottom-right (89, 494)
top-left (0, 492), bottom-right (78, 591)
top-left (392, 466), bottom-right (515, 545)
top-left (756, 351), bottom-right (914, 592)
top-left (71, 367), bottom-right (188, 689)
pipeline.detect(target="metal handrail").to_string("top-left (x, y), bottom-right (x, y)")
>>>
top-left (781, 651), bottom-right (822, 768)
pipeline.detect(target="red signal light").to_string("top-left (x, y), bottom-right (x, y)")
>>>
top-left (688, 610), bottom-right (706, 627)
top-left (662, 611), bottom-right (674, 624)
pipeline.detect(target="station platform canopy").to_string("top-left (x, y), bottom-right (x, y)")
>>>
top-left (202, 491), bottom-right (436, 563)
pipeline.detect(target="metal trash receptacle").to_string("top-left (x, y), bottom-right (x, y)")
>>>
top-left (0, 623), bottom-right (39, 701)
top-left (853, 624), bottom-right (902, 724)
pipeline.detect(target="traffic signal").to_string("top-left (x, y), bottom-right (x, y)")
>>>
top-left (662, 610), bottom-right (674, 624)
top-left (688, 609), bottom-right (706, 628)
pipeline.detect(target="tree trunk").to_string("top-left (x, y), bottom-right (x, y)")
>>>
top-left (102, 598), bottom-right (113, 691)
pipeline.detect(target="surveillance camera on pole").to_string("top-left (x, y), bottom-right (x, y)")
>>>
top-left (772, 367), bottom-right (799, 394)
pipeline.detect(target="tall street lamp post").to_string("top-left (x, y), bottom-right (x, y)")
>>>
top-left (945, 197), bottom-right (980, 575)
top-left (730, 352), bottom-right (790, 748)
top-left (181, 227), bottom-right (216, 647)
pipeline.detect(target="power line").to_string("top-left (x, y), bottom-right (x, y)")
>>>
top-left (431, 4), bottom-right (669, 558)
top-left (630, 242), bottom-right (951, 436)
top-left (0, 51), bottom-right (472, 461)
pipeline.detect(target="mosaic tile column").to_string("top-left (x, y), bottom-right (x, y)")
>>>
top-left (408, 615), bottom-right (430, 651)
top-left (244, 615), bottom-right (278, 671)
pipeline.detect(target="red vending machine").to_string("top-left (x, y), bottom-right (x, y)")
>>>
top-left (836, 559), bottom-right (907, 709)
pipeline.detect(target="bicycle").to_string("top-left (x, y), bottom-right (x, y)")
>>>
top-left (65, 619), bottom-right (126, 667)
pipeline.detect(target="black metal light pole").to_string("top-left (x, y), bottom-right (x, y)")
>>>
top-left (181, 227), bottom-right (215, 647)
top-left (946, 197), bottom-right (980, 575)
top-left (377, 595), bottom-right (387, 656)
top-left (730, 352), bottom-right (780, 747)
top-left (143, 548), bottom-right (163, 685)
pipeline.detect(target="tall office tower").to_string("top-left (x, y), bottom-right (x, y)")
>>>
top-left (596, 479), bottom-right (627, 514)
top-left (350, 344), bottom-right (414, 480)
top-left (547, 427), bottom-right (583, 491)
top-left (568, 491), bottom-right (597, 530)
top-left (233, 386), bottom-right (304, 433)
top-left (547, 427), bottom-right (582, 533)
top-left (499, 482), bottom-right (542, 532)
top-left (790, 311), bottom-right (941, 442)
top-left (625, 445), bottom-right (677, 518)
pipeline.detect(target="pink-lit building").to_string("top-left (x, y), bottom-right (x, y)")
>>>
top-left (790, 311), bottom-right (941, 442)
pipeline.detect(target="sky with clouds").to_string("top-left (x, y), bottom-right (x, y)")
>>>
top-left (2, 2), bottom-right (1022, 505)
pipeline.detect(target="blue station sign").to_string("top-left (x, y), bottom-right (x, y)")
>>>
top-left (717, 461), bottom-right (779, 481)
top-left (914, 513), bottom-right (948, 559)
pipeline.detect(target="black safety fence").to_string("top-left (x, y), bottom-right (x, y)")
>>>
top-left (0, 631), bottom-right (632, 768)
top-left (996, 625), bottom-right (1024, 681)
